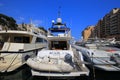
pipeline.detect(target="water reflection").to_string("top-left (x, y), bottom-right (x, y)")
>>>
top-left (0, 65), bottom-right (31, 80)
top-left (0, 65), bottom-right (120, 80)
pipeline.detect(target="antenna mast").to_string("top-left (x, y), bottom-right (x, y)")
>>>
top-left (58, 6), bottom-right (61, 18)
top-left (30, 18), bottom-right (33, 25)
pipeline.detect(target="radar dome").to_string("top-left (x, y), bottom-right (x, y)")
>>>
top-left (52, 20), bottom-right (55, 23)
top-left (57, 18), bottom-right (62, 23)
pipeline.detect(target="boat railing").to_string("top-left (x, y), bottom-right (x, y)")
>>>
top-left (48, 32), bottom-right (71, 37)
top-left (0, 42), bottom-right (46, 52)
top-left (0, 47), bottom-right (44, 53)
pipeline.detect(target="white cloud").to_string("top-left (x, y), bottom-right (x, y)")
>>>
top-left (16, 17), bottom-right (25, 23)
top-left (19, 17), bottom-right (25, 21)
top-left (32, 20), bottom-right (43, 26)
top-left (16, 17), bottom-right (43, 26)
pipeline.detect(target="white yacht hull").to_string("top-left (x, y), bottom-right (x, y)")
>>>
top-left (26, 50), bottom-right (89, 78)
top-left (26, 16), bottom-right (90, 79)
top-left (0, 51), bottom-right (35, 72)
top-left (0, 30), bottom-right (47, 73)
top-left (94, 65), bottom-right (120, 71)
top-left (0, 43), bottom-right (47, 72)
top-left (31, 69), bottom-right (89, 78)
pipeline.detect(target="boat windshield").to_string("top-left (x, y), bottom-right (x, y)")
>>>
top-left (51, 32), bottom-right (66, 36)
top-left (0, 34), bottom-right (31, 43)
top-left (14, 36), bottom-right (30, 43)
top-left (49, 27), bottom-right (70, 36)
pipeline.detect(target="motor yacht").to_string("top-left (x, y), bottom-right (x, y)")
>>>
top-left (27, 17), bottom-right (89, 79)
top-left (0, 25), bottom-right (47, 72)
top-left (73, 40), bottom-right (120, 71)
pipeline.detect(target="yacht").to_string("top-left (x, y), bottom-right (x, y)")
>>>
top-left (0, 25), bottom-right (47, 72)
top-left (73, 40), bottom-right (120, 71)
top-left (27, 17), bottom-right (89, 79)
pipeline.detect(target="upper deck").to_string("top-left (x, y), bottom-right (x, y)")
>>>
top-left (47, 18), bottom-right (71, 40)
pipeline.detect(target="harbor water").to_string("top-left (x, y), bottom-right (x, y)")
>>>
top-left (0, 65), bottom-right (120, 80)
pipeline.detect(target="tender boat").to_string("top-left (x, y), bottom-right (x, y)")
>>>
top-left (27, 17), bottom-right (89, 79)
top-left (0, 24), bottom-right (47, 72)
top-left (73, 40), bottom-right (120, 71)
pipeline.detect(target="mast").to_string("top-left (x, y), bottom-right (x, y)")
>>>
top-left (30, 18), bottom-right (33, 25)
top-left (57, 6), bottom-right (62, 26)
top-left (58, 6), bottom-right (61, 18)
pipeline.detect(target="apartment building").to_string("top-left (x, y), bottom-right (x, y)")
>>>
top-left (95, 20), bottom-right (103, 38)
top-left (95, 8), bottom-right (120, 40)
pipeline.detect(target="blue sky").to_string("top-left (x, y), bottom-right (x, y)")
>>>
top-left (0, 0), bottom-right (120, 40)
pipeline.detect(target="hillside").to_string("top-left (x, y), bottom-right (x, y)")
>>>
top-left (0, 14), bottom-right (18, 30)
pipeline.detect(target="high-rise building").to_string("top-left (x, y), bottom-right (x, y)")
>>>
top-left (95, 19), bottom-right (103, 38)
top-left (95, 8), bottom-right (120, 40)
